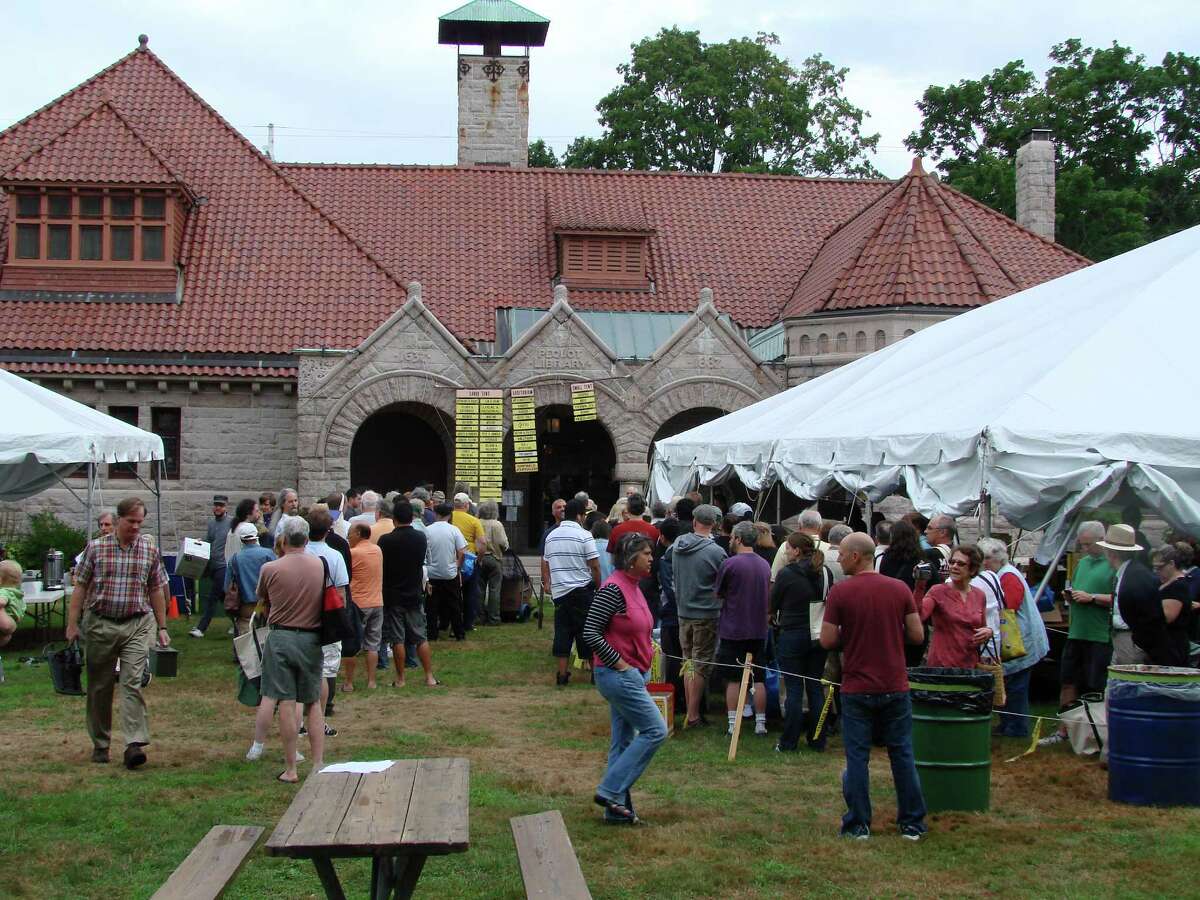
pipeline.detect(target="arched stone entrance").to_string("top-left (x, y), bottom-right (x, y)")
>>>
top-left (505, 403), bottom-right (618, 551)
top-left (350, 402), bottom-right (453, 495)
top-left (647, 407), bottom-right (727, 463)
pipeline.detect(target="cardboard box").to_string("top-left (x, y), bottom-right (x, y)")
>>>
top-left (647, 682), bottom-right (675, 737)
top-left (175, 538), bottom-right (210, 580)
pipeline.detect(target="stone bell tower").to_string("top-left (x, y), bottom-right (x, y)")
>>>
top-left (439, 0), bottom-right (549, 168)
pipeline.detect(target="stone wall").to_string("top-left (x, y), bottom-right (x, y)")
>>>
top-left (457, 53), bottom-right (529, 168)
top-left (2, 378), bottom-right (297, 546)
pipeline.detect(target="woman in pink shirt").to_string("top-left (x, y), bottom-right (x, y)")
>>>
top-left (582, 533), bottom-right (665, 826)
top-left (914, 544), bottom-right (993, 668)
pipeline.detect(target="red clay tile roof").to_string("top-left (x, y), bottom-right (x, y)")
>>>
top-left (0, 46), bottom-right (410, 355)
top-left (545, 180), bottom-right (652, 233)
top-left (3, 361), bottom-right (296, 378)
top-left (3, 100), bottom-right (184, 187)
top-left (0, 46), bottom-right (1090, 357)
top-left (781, 160), bottom-right (1089, 318)
top-left (284, 164), bottom-right (894, 336)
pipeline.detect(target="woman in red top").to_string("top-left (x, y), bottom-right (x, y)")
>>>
top-left (582, 533), bottom-right (665, 825)
top-left (914, 545), bottom-right (993, 668)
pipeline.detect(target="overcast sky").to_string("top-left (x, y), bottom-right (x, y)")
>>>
top-left (3, 0), bottom-right (1198, 178)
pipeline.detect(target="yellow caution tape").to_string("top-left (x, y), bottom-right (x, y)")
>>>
top-left (810, 679), bottom-right (835, 742)
top-left (1005, 716), bottom-right (1044, 763)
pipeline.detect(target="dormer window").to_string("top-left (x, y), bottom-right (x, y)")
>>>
top-left (9, 186), bottom-right (176, 266)
top-left (558, 233), bottom-right (649, 290)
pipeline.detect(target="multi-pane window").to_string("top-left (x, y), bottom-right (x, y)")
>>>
top-left (8, 188), bottom-right (174, 264)
top-left (151, 407), bottom-right (181, 480)
top-left (107, 405), bottom-right (139, 480)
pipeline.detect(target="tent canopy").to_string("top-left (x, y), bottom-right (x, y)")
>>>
top-left (652, 225), bottom-right (1200, 549)
top-left (0, 368), bottom-right (163, 500)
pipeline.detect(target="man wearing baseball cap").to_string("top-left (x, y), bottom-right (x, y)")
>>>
top-left (192, 495), bottom-right (232, 638)
top-left (225, 521), bottom-right (277, 639)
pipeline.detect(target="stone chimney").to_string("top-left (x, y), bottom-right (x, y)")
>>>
top-left (438, 1), bottom-right (549, 168)
top-left (1016, 129), bottom-right (1055, 241)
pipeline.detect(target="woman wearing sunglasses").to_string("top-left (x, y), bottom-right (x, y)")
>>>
top-left (913, 544), bottom-right (993, 667)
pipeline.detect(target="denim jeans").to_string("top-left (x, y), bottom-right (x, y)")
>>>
top-left (463, 564), bottom-right (482, 630)
top-left (593, 666), bottom-right (667, 809)
top-left (996, 666), bottom-right (1033, 737)
top-left (840, 692), bottom-right (927, 835)
top-left (776, 629), bottom-right (828, 750)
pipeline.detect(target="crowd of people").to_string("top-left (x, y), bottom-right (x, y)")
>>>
top-left (29, 478), bottom-right (1200, 836)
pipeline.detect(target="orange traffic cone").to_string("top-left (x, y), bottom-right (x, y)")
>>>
top-left (167, 596), bottom-right (180, 620)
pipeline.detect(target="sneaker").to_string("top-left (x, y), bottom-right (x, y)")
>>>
top-left (841, 827), bottom-right (870, 840)
top-left (298, 725), bottom-right (307, 737)
top-left (1038, 732), bottom-right (1068, 747)
top-left (296, 751), bottom-right (305, 762)
top-left (900, 827), bottom-right (924, 842)
top-left (324, 724), bottom-right (337, 737)
top-left (755, 721), bottom-right (768, 736)
top-left (188, 628), bottom-right (204, 638)
top-left (246, 742), bottom-right (264, 761)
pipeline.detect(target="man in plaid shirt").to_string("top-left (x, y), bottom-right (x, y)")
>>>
top-left (67, 497), bottom-right (170, 769)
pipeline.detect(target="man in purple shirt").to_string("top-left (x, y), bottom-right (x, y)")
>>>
top-left (715, 521), bottom-right (772, 737)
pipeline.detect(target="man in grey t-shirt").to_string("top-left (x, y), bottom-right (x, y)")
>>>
top-left (424, 503), bottom-right (466, 640)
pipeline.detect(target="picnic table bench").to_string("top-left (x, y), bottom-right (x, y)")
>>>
top-left (266, 757), bottom-right (469, 900)
top-left (510, 811), bottom-right (591, 899)
top-left (151, 824), bottom-right (263, 900)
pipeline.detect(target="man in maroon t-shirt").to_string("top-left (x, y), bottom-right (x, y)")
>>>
top-left (821, 532), bottom-right (927, 841)
top-left (608, 494), bottom-right (660, 561)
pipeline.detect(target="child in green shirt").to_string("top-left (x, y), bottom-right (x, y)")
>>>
top-left (0, 559), bottom-right (26, 646)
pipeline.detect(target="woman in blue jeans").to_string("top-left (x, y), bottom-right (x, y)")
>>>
top-left (977, 538), bottom-right (1049, 736)
top-left (582, 533), bottom-right (665, 825)
top-left (770, 533), bottom-right (830, 751)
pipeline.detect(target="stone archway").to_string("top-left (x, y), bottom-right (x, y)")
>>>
top-left (646, 406), bottom-right (727, 464)
top-left (350, 402), bottom-right (453, 495)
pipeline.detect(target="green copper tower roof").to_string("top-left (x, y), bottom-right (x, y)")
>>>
top-left (438, 0), bottom-right (549, 48)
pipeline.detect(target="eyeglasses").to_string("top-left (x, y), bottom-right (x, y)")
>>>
top-left (948, 558), bottom-right (969, 568)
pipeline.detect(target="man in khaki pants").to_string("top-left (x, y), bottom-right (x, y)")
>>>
top-left (67, 497), bottom-right (170, 769)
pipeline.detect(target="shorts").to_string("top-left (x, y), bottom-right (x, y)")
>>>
top-left (1060, 638), bottom-right (1112, 694)
top-left (322, 642), bottom-right (342, 679)
top-left (716, 637), bottom-right (766, 685)
top-left (382, 605), bottom-right (428, 646)
top-left (357, 606), bottom-right (384, 652)
top-left (260, 628), bottom-right (322, 704)
top-left (678, 617), bottom-right (719, 680)
top-left (552, 585), bottom-right (593, 659)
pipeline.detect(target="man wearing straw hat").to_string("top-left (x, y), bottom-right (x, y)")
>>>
top-left (1099, 523), bottom-right (1165, 665)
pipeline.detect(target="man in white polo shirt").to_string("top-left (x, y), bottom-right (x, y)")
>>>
top-left (542, 498), bottom-right (601, 686)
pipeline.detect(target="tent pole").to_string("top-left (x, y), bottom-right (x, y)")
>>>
top-left (154, 460), bottom-right (162, 552)
top-left (981, 493), bottom-right (993, 538)
top-left (775, 482), bottom-right (781, 525)
top-left (1030, 515), bottom-right (1079, 608)
top-left (86, 463), bottom-right (95, 541)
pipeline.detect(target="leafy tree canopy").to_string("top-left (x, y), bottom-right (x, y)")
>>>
top-left (527, 139), bottom-right (560, 168)
top-left (907, 40), bottom-right (1200, 260)
top-left (561, 28), bottom-right (881, 177)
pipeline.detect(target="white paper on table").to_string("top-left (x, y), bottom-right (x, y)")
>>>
top-left (319, 760), bottom-right (395, 774)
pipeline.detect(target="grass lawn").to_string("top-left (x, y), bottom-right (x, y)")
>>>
top-left (2, 605), bottom-right (1199, 899)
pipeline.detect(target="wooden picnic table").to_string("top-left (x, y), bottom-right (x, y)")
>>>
top-left (265, 757), bottom-right (469, 900)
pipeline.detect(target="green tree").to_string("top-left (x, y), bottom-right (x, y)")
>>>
top-left (527, 139), bottom-right (560, 168)
top-left (907, 40), bottom-right (1200, 260)
top-left (562, 28), bottom-right (880, 177)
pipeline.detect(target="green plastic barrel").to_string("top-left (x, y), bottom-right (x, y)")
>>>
top-left (908, 668), bottom-right (994, 812)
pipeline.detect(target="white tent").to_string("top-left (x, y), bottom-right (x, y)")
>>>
top-left (652, 224), bottom-right (1200, 557)
top-left (0, 368), bottom-right (163, 509)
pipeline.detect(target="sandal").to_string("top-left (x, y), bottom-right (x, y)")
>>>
top-left (340, 683), bottom-right (354, 693)
top-left (593, 794), bottom-right (636, 823)
top-left (276, 771), bottom-right (299, 784)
